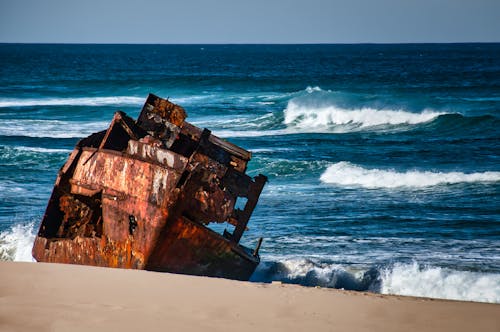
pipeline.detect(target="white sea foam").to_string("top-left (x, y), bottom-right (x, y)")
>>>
top-left (0, 180), bottom-right (29, 197)
top-left (0, 96), bottom-right (144, 108)
top-left (213, 87), bottom-right (450, 137)
top-left (13, 146), bottom-right (73, 154)
top-left (284, 101), bottom-right (444, 131)
top-left (305, 86), bottom-right (324, 93)
top-left (380, 262), bottom-right (500, 303)
top-left (0, 223), bottom-right (36, 262)
top-left (251, 258), bottom-right (368, 290)
top-left (252, 259), bottom-right (500, 303)
top-left (320, 162), bottom-right (500, 188)
top-left (0, 119), bottom-right (109, 138)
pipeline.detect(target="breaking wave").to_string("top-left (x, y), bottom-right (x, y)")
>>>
top-left (0, 119), bottom-right (109, 138)
top-left (208, 87), bottom-right (458, 137)
top-left (284, 101), bottom-right (444, 131)
top-left (10, 146), bottom-right (72, 154)
top-left (320, 162), bottom-right (500, 188)
top-left (251, 259), bottom-right (380, 291)
top-left (0, 96), bottom-right (144, 108)
top-left (251, 259), bottom-right (500, 303)
top-left (0, 145), bottom-right (73, 171)
top-left (0, 223), bottom-right (36, 262)
top-left (380, 262), bottom-right (500, 303)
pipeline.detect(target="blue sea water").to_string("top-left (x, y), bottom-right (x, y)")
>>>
top-left (0, 44), bottom-right (499, 303)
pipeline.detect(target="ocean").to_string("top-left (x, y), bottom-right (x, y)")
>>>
top-left (0, 44), bottom-right (499, 303)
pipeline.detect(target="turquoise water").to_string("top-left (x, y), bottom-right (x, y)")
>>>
top-left (0, 44), bottom-right (499, 302)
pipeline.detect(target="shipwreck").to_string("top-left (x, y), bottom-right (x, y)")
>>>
top-left (32, 94), bottom-right (267, 280)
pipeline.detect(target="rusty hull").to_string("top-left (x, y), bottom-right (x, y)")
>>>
top-left (33, 94), bottom-right (267, 280)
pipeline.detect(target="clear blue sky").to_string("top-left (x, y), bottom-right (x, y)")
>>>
top-left (1, 0), bottom-right (499, 43)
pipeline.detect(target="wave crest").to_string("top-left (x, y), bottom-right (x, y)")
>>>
top-left (0, 119), bottom-right (109, 138)
top-left (320, 162), bottom-right (500, 188)
top-left (0, 223), bottom-right (36, 262)
top-left (251, 259), bottom-right (378, 291)
top-left (284, 101), bottom-right (444, 131)
top-left (251, 259), bottom-right (500, 303)
top-left (0, 96), bottom-right (144, 108)
top-left (381, 262), bottom-right (500, 303)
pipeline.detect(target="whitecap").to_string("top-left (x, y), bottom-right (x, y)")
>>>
top-left (251, 258), bottom-right (500, 303)
top-left (0, 223), bottom-right (36, 262)
top-left (320, 162), bottom-right (500, 188)
top-left (0, 96), bottom-right (144, 108)
top-left (380, 262), bottom-right (500, 303)
top-left (284, 101), bottom-right (444, 131)
top-left (0, 119), bottom-right (109, 138)
top-left (305, 86), bottom-right (325, 93)
top-left (13, 146), bottom-right (73, 154)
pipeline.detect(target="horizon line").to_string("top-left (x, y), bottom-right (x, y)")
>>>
top-left (1, 41), bottom-right (500, 46)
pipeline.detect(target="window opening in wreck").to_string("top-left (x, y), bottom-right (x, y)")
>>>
top-left (234, 197), bottom-right (248, 211)
top-left (206, 221), bottom-right (235, 238)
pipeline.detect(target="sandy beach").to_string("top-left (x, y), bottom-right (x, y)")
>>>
top-left (0, 262), bottom-right (498, 332)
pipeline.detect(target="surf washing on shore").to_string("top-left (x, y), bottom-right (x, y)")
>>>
top-left (1, 44), bottom-right (499, 303)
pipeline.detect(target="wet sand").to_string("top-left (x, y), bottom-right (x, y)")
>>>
top-left (0, 261), bottom-right (498, 331)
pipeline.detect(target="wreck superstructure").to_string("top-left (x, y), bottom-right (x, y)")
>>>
top-left (32, 94), bottom-right (267, 280)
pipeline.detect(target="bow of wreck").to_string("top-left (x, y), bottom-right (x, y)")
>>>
top-left (32, 94), bottom-right (267, 281)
